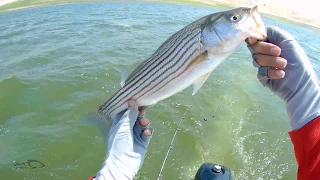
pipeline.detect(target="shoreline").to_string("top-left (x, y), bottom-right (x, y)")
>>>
top-left (0, 0), bottom-right (319, 30)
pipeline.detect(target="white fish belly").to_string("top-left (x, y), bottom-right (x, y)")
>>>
top-left (137, 53), bottom-right (229, 105)
top-left (109, 53), bottom-right (228, 118)
top-left (137, 63), bottom-right (209, 105)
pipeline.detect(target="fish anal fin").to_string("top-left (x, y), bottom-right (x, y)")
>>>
top-left (138, 106), bottom-right (149, 112)
top-left (81, 112), bottom-right (111, 144)
top-left (192, 72), bottom-right (211, 95)
top-left (120, 60), bottom-right (144, 87)
top-left (120, 71), bottom-right (126, 87)
top-left (187, 50), bottom-right (208, 70)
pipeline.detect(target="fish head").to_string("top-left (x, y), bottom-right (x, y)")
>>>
top-left (201, 6), bottom-right (267, 53)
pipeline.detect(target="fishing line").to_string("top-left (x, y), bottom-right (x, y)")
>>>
top-left (156, 105), bottom-right (192, 180)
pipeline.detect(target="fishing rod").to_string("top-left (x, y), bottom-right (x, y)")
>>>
top-left (156, 105), bottom-right (192, 180)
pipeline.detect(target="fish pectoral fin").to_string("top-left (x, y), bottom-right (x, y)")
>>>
top-left (186, 50), bottom-right (208, 70)
top-left (192, 72), bottom-right (211, 95)
top-left (188, 51), bottom-right (211, 95)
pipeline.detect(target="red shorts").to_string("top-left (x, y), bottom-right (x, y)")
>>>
top-left (289, 116), bottom-right (320, 179)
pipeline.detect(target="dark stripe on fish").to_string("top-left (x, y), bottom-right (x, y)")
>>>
top-left (104, 36), bottom-right (200, 115)
top-left (99, 29), bottom-right (201, 113)
top-left (127, 28), bottom-right (188, 78)
top-left (136, 48), bottom-right (201, 98)
top-left (144, 49), bottom-right (201, 97)
top-left (102, 33), bottom-right (201, 115)
top-left (125, 23), bottom-right (201, 84)
top-left (107, 42), bottom-right (200, 115)
top-left (99, 27), bottom-right (198, 111)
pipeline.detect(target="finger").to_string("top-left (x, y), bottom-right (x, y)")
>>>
top-left (133, 118), bottom-right (150, 136)
top-left (128, 100), bottom-right (138, 110)
top-left (141, 127), bottom-right (153, 143)
top-left (115, 106), bottom-right (138, 132)
top-left (258, 67), bottom-right (285, 83)
top-left (246, 37), bottom-right (257, 45)
top-left (139, 118), bottom-right (149, 127)
top-left (254, 55), bottom-right (287, 69)
top-left (250, 41), bottom-right (281, 56)
top-left (143, 129), bottom-right (152, 136)
top-left (119, 100), bottom-right (138, 129)
top-left (268, 68), bottom-right (285, 79)
top-left (257, 66), bottom-right (270, 84)
top-left (133, 118), bottom-right (153, 144)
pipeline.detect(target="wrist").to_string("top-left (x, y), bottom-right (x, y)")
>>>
top-left (287, 83), bottom-right (320, 130)
top-left (95, 157), bottom-right (138, 180)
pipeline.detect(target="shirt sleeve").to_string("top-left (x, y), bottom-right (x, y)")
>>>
top-left (289, 116), bottom-right (320, 179)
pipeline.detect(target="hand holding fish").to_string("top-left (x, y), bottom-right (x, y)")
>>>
top-left (247, 35), bottom-right (287, 79)
top-left (89, 6), bottom-right (267, 180)
top-left (92, 100), bottom-right (153, 180)
top-left (88, 8), bottom-right (320, 179)
top-left (247, 26), bottom-right (320, 130)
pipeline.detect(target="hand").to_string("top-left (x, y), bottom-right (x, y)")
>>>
top-left (94, 100), bottom-right (153, 180)
top-left (247, 26), bottom-right (320, 130)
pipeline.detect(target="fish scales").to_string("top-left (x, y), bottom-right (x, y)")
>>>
top-left (127, 20), bottom-right (205, 81)
top-left (128, 24), bottom-right (200, 79)
top-left (96, 6), bottom-right (267, 121)
top-left (103, 30), bottom-right (201, 114)
top-left (100, 20), bottom-right (205, 113)
top-left (101, 22), bottom-right (202, 112)
top-left (104, 33), bottom-right (201, 115)
top-left (108, 43), bottom-right (200, 115)
top-left (99, 28), bottom-right (196, 110)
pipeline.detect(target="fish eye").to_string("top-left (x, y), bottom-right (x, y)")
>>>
top-left (230, 14), bottom-right (240, 21)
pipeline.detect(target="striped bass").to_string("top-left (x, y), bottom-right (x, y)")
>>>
top-left (98, 6), bottom-right (266, 122)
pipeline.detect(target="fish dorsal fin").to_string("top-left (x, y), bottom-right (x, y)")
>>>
top-left (192, 72), bottom-right (211, 95)
top-left (120, 60), bottom-right (144, 87)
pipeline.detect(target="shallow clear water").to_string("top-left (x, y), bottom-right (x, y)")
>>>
top-left (0, 2), bottom-right (319, 180)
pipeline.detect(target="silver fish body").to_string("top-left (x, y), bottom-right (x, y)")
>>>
top-left (99, 6), bottom-right (266, 121)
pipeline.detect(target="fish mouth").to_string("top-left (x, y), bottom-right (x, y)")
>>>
top-left (248, 5), bottom-right (267, 40)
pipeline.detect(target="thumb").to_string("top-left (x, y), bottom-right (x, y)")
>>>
top-left (117, 100), bottom-right (139, 130)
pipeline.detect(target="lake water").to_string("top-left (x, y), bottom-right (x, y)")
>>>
top-left (0, 2), bottom-right (319, 180)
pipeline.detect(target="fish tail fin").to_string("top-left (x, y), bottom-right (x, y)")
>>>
top-left (81, 111), bottom-right (111, 144)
